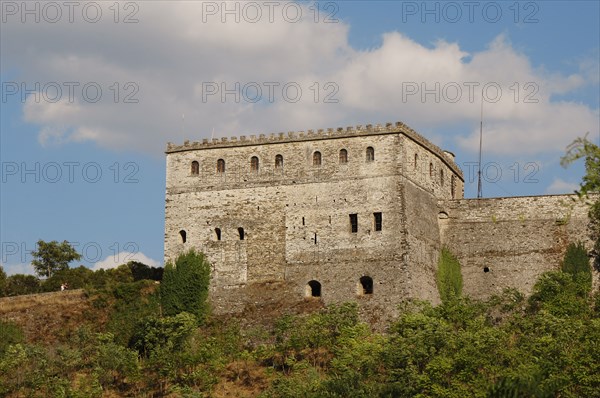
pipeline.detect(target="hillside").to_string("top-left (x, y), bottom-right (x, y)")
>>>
top-left (0, 290), bottom-right (94, 343)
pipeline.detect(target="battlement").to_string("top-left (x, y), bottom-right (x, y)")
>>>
top-left (166, 121), bottom-right (463, 179)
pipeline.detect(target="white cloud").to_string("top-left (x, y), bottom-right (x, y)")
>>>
top-left (91, 251), bottom-right (161, 271)
top-left (1, 262), bottom-right (36, 276)
top-left (545, 178), bottom-right (580, 195)
top-left (2, 2), bottom-right (597, 156)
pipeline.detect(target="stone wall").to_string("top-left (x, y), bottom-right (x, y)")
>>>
top-left (165, 120), bottom-right (598, 320)
top-left (165, 122), bottom-right (464, 316)
top-left (438, 195), bottom-right (596, 299)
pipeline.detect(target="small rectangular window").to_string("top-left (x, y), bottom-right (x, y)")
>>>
top-left (349, 214), bottom-right (358, 233)
top-left (374, 212), bottom-right (382, 231)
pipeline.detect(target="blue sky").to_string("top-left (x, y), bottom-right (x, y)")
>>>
top-left (1, 1), bottom-right (599, 275)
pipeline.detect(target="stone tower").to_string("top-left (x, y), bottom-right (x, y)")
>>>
top-left (165, 122), bottom-right (465, 316)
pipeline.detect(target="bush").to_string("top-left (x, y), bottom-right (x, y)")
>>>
top-left (161, 249), bottom-right (211, 322)
top-left (436, 248), bottom-right (463, 303)
top-left (4, 274), bottom-right (40, 296)
top-left (129, 261), bottom-right (163, 281)
top-left (0, 266), bottom-right (6, 297)
top-left (41, 265), bottom-right (95, 292)
top-left (131, 312), bottom-right (197, 358)
top-left (528, 271), bottom-right (591, 317)
top-left (102, 280), bottom-right (161, 345)
top-left (0, 321), bottom-right (24, 354)
top-left (562, 241), bottom-right (592, 292)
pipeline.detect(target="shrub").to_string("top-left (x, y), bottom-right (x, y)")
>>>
top-left (0, 321), bottom-right (24, 354)
top-left (436, 248), bottom-right (463, 303)
top-left (562, 241), bottom-right (592, 292)
top-left (161, 249), bottom-right (211, 322)
top-left (4, 274), bottom-right (40, 296)
top-left (0, 266), bottom-right (6, 297)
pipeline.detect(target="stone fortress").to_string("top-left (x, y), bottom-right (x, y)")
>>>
top-left (164, 121), bottom-right (593, 318)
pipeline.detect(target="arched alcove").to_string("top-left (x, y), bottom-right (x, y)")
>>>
top-left (359, 276), bottom-right (373, 295)
top-left (306, 280), bottom-right (322, 297)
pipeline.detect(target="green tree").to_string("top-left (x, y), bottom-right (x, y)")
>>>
top-left (160, 249), bottom-right (211, 322)
top-left (561, 134), bottom-right (600, 270)
top-left (436, 247), bottom-right (463, 303)
top-left (30, 239), bottom-right (81, 278)
top-left (4, 274), bottom-right (40, 296)
top-left (0, 265), bottom-right (6, 297)
top-left (561, 242), bottom-right (592, 293)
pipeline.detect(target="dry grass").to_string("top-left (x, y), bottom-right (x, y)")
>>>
top-left (0, 290), bottom-right (95, 343)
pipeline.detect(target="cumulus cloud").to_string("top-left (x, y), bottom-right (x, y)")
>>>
top-left (1, 262), bottom-right (36, 276)
top-left (1, 1), bottom-right (597, 156)
top-left (545, 178), bottom-right (580, 195)
top-left (91, 251), bottom-right (161, 271)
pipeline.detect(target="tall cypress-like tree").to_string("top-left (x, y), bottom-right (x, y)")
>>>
top-left (160, 249), bottom-right (211, 322)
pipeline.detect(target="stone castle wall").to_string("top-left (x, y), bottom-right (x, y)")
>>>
top-left (438, 195), bottom-right (596, 299)
top-left (165, 121), bottom-right (595, 319)
top-left (165, 122), bottom-right (464, 316)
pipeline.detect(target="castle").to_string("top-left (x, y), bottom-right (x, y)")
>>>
top-left (164, 121), bottom-right (592, 319)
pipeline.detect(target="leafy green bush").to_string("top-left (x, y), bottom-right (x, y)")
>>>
top-left (528, 271), bottom-right (591, 318)
top-left (101, 280), bottom-right (161, 345)
top-left (161, 249), bottom-right (211, 322)
top-left (4, 274), bottom-right (40, 296)
top-left (561, 241), bottom-right (592, 292)
top-left (131, 312), bottom-right (197, 358)
top-left (436, 247), bottom-right (463, 303)
top-left (0, 321), bottom-right (24, 354)
top-left (0, 266), bottom-right (6, 297)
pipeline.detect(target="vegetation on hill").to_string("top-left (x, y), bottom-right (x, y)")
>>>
top-left (161, 249), bottom-right (211, 322)
top-left (0, 141), bottom-right (598, 396)
top-left (1, 247), bottom-right (599, 397)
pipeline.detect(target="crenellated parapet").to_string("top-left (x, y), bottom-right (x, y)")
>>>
top-left (166, 120), bottom-right (463, 179)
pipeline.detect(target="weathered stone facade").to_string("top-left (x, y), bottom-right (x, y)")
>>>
top-left (165, 121), bottom-right (594, 319)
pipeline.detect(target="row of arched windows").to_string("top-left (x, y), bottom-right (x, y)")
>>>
top-left (306, 276), bottom-right (373, 298)
top-left (190, 147), bottom-right (375, 175)
top-left (413, 153), bottom-right (457, 199)
top-left (179, 227), bottom-right (245, 243)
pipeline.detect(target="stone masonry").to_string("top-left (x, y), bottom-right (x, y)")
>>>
top-left (165, 121), bottom-right (594, 319)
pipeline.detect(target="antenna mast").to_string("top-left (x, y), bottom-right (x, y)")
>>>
top-left (477, 89), bottom-right (484, 199)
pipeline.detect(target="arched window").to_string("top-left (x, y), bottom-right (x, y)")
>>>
top-left (191, 161), bottom-right (199, 175)
top-left (451, 175), bottom-right (456, 199)
top-left (215, 228), bottom-right (222, 241)
top-left (250, 156), bottom-right (259, 172)
top-left (217, 159), bottom-right (225, 173)
top-left (313, 151), bottom-right (322, 166)
top-left (238, 227), bottom-right (245, 240)
top-left (339, 149), bottom-right (348, 164)
top-left (179, 230), bottom-right (187, 243)
top-left (275, 154), bottom-right (283, 170)
top-left (306, 280), bottom-right (321, 297)
top-left (414, 153), bottom-right (418, 169)
top-left (366, 147), bottom-right (375, 162)
top-left (440, 169), bottom-right (444, 186)
top-left (429, 162), bottom-right (434, 177)
top-left (359, 276), bottom-right (373, 295)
